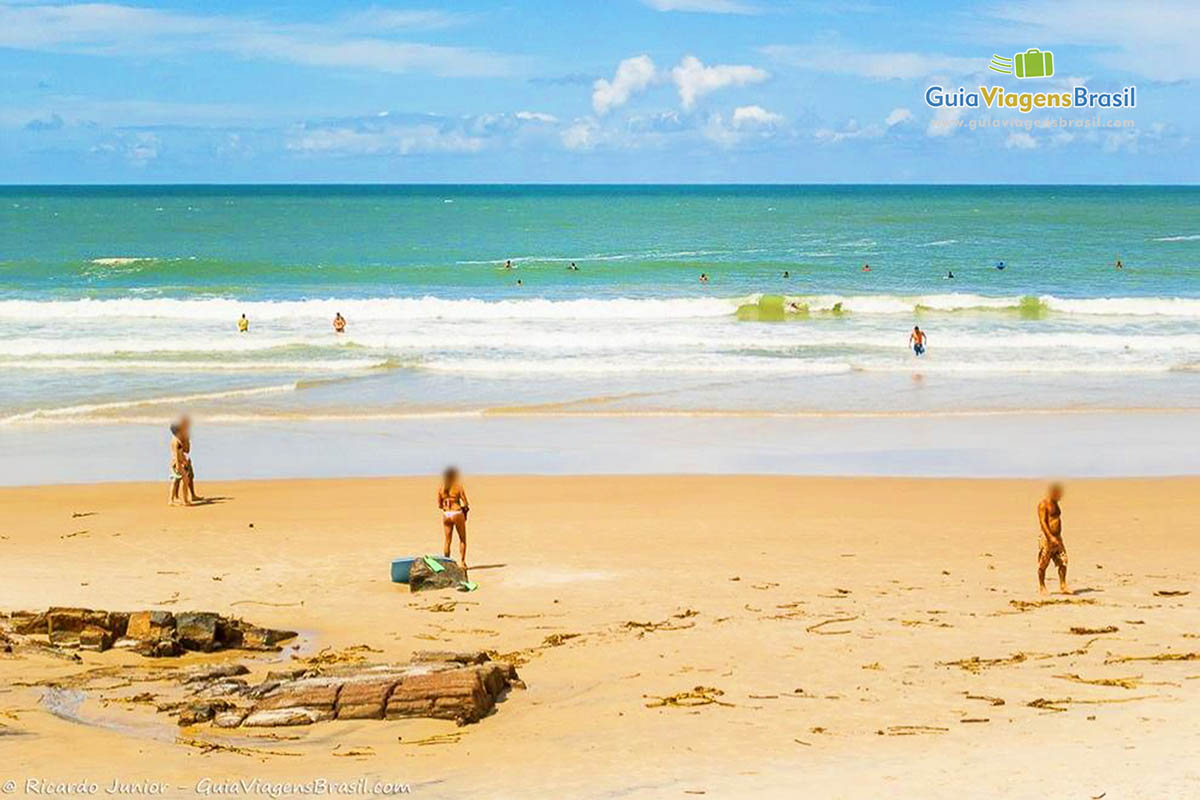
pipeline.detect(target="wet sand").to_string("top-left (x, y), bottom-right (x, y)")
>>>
top-left (1, 476), bottom-right (1198, 798)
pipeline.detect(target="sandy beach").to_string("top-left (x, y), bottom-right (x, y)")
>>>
top-left (2, 475), bottom-right (1198, 798)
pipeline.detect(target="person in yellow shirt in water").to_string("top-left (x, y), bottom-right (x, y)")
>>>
top-left (237, 314), bottom-right (249, 333)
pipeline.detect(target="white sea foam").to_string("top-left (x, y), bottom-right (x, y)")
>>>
top-left (1153, 234), bottom-right (1200, 242)
top-left (3, 293), bottom-right (1200, 323)
top-left (0, 383), bottom-right (298, 425)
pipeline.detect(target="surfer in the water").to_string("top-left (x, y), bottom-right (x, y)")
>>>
top-left (438, 467), bottom-right (470, 567)
top-left (909, 325), bottom-right (927, 356)
top-left (333, 313), bottom-right (346, 333)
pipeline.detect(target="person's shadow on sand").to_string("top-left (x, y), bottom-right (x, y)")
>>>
top-left (186, 496), bottom-right (231, 506)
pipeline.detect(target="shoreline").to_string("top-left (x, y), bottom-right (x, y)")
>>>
top-left (2, 409), bottom-right (1199, 486)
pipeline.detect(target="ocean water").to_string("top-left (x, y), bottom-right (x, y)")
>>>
top-left (2, 184), bottom-right (1199, 425)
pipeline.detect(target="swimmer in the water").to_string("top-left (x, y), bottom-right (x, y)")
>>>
top-left (568, 262), bottom-right (580, 271)
top-left (861, 263), bottom-right (871, 272)
top-left (945, 271), bottom-right (955, 279)
top-left (699, 273), bottom-right (709, 283)
top-left (237, 313), bottom-right (249, 333)
top-left (1115, 255), bottom-right (1123, 270)
top-left (995, 261), bottom-right (1006, 270)
top-left (909, 325), bottom-right (927, 356)
top-left (504, 259), bottom-right (513, 269)
top-left (516, 279), bottom-right (523, 286)
top-left (333, 313), bottom-right (346, 333)
top-left (782, 270), bottom-right (790, 278)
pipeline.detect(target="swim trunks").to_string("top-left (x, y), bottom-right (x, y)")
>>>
top-left (914, 343), bottom-right (925, 356)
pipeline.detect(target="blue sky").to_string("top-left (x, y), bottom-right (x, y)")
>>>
top-left (0, 0), bottom-right (1195, 183)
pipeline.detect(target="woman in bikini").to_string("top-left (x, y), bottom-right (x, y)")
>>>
top-left (437, 467), bottom-right (470, 567)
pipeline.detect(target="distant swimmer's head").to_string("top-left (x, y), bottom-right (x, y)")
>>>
top-left (442, 466), bottom-right (460, 486)
top-left (1048, 482), bottom-right (1064, 501)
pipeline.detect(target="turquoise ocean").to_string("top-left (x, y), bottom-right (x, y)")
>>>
top-left (2, 185), bottom-right (1199, 425)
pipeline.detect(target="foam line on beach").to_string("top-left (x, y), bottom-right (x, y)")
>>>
top-left (4, 405), bottom-right (1198, 427)
top-left (0, 382), bottom-right (299, 425)
top-left (3, 293), bottom-right (1200, 322)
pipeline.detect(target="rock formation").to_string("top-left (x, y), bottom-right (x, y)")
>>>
top-left (177, 650), bottom-right (521, 728)
top-left (4, 607), bottom-right (297, 656)
top-left (408, 557), bottom-right (468, 592)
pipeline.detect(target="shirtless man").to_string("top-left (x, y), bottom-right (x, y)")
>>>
top-left (437, 467), bottom-right (470, 567)
top-left (1037, 483), bottom-right (1070, 595)
top-left (909, 325), bottom-right (927, 356)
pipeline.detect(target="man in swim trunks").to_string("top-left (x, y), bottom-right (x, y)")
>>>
top-left (1037, 483), bottom-right (1070, 595)
top-left (437, 467), bottom-right (470, 567)
top-left (909, 325), bottom-right (927, 356)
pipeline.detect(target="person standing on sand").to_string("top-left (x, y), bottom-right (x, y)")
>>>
top-left (333, 312), bottom-right (346, 333)
top-left (438, 467), bottom-right (470, 567)
top-left (909, 325), bottom-right (927, 356)
top-left (168, 417), bottom-right (199, 506)
top-left (1037, 483), bottom-right (1070, 595)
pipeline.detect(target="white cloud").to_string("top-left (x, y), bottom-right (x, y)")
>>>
top-left (0, 3), bottom-right (517, 77)
top-left (926, 106), bottom-right (964, 138)
top-left (982, 0), bottom-right (1200, 80)
top-left (562, 118), bottom-right (600, 150)
top-left (671, 56), bottom-right (769, 110)
top-left (731, 105), bottom-right (783, 127)
top-left (640, 0), bottom-right (761, 14)
top-left (885, 107), bottom-right (913, 127)
top-left (814, 119), bottom-right (882, 144)
top-left (592, 55), bottom-right (658, 115)
top-left (287, 124), bottom-right (485, 156)
top-left (702, 109), bottom-right (784, 147)
top-left (762, 44), bottom-right (979, 79)
top-left (515, 111), bottom-right (559, 124)
top-left (1005, 132), bottom-right (1038, 150)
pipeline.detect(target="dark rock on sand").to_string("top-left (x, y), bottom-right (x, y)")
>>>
top-left (200, 655), bottom-right (521, 728)
top-left (1, 607), bottom-right (297, 658)
top-left (180, 663), bottom-right (250, 684)
top-left (409, 558), bottom-right (467, 592)
top-left (178, 699), bottom-right (237, 727)
top-left (175, 612), bottom-right (223, 652)
top-left (412, 650), bottom-right (490, 665)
